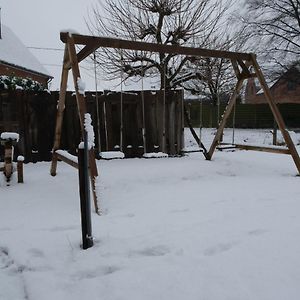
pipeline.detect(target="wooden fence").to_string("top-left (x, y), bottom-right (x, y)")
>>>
top-left (0, 90), bottom-right (184, 162)
top-left (1, 90), bottom-right (299, 162)
top-left (186, 101), bottom-right (300, 129)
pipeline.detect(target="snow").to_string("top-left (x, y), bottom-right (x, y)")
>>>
top-left (143, 152), bottom-right (169, 158)
top-left (1, 129), bottom-right (300, 300)
top-left (17, 156), bottom-right (25, 162)
top-left (77, 78), bottom-right (86, 95)
top-left (0, 24), bottom-right (51, 77)
top-left (0, 132), bottom-right (19, 141)
top-left (99, 151), bottom-right (125, 159)
top-left (60, 29), bottom-right (80, 35)
top-left (84, 113), bottom-right (95, 149)
top-left (55, 150), bottom-right (78, 164)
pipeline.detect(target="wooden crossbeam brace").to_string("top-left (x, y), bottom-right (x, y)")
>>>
top-left (56, 151), bottom-right (79, 169)
top-left (231, 59), bottom-right (256, 80)
top-left (65, 42), bottom-right (101, 70)
top-left (237, 59), bottom-right (251, 77)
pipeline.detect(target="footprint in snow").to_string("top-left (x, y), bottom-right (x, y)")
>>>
top-left (136, 245), bottom-right (170, 257)
top-left (203, 242), bottom-right (237, 256)
top-left (75, 265), bottom-right (120, 280)
top-left (0, 247), bottom-right (30, 300)
top-left (248, 229), bottom-right (267, 236)
top-left (170, 208), bottom-right (189, 214)
top-left (0, 247), bottom-right (13, 269)
top-left (28, 248), bottom-right (45, 258)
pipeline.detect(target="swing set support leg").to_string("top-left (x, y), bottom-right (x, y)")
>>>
top-left (50, 35), bottom-right (100, 214)
top-left (206, 78), bottom-right (245, 160)
top-left (51, 45), bottom-right (69, 177)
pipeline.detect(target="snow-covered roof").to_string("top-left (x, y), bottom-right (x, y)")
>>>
top-left (0, 24), bottom-right (51, 78)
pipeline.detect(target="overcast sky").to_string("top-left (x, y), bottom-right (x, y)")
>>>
top-left (0, 0), bottom-right (112, 90)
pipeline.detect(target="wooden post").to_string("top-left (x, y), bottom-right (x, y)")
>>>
top-left (17, 156), bottom-right (24, 183)
top-left (78, 131), bottom-right (93, 250)
top-left (67, 34), bottom-right (86, 132)
top-left (50, 45), bottom-right (70, 176)
top-left (3, 140), bottom-right (13, 183)
top-left (251, 54), bottom-right (300, 174)
top-left (207, 78), bottom-right (245, 160)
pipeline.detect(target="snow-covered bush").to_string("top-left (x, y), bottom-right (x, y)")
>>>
top-left (0, 75), bottom-right (44, 91)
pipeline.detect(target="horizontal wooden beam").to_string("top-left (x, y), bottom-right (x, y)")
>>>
top-left (60, 32), bottom-right (253, 61)
top-left (230, 143), bottom-right (291, 155)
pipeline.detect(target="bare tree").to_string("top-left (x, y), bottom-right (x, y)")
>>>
top-left (181, 32), bottom-right (245, 105)
top-left (87, 0), bottom-right (234, 90)
top-left (239, 0), bottom-right (300, 69)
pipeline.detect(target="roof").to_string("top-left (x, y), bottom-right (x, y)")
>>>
top-left (257, 64), bottom-right (300, 95)
top-left (0, 24), bottom-right (51, 78)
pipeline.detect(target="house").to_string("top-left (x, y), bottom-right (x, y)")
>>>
top-left (245, 64), bottom-right (300, 104)
top-left (0, 24), bottom-right (52, 87)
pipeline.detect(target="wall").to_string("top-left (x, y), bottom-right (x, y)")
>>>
top-left (0, 63), bottom-right (50, 86)
top-left (245, 68), bottom-right (300, 104)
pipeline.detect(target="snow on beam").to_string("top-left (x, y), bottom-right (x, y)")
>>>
top-left (55, 150), bottom-right (78, 169)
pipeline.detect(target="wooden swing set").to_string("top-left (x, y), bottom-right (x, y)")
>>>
top-left (51, 31), bottom-right (300, 212)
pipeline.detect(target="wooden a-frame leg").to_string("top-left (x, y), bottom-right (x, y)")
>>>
top-left (51, 45), bottom-right (70, 176)
top-left (68, 35), bottom-right (100, 213)
top-left (251, 54), bottom-right (300, 174)
top-left (206, 78), bottom-right (245, 160)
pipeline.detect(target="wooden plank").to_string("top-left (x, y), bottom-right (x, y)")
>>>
top-left (231, 60), bottom-right (241, 79)
top-left (56, 151), bottom-right (79, 169)
top-left (207, 78), bottom-right (245, 160)
top-left (50, 45), bottom-right (69, 176)
top-left (67, 35), bottom-right (87, 132)
top-left (251, 54), bottom-right (300, 174)
top-left (65, 42), bottom-right (100, 69)
top-left (60, 32), bottom-right (253, 61)
top-left (233, 143), bottom-right (290, 154)
top-left (237, 59), bottom-right (251, 77)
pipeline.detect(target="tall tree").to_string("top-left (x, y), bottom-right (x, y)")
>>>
top-left (181, 32), bottom-right (245, 105)
top-left (239, 0), bottom-right (300, 70)
top-left (87, 0), bottom-right (234, 90)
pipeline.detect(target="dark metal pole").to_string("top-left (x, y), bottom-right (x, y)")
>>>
top-left (78, 130), bottom-right (93, 250)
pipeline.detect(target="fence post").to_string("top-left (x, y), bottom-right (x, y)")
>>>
top-left (78, 131), bottom-right (93, 250)
top-left (17, 156), bottom-right (24, 183)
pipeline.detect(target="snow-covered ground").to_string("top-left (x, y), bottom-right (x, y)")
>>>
top-left (1, 129), bottom-right (300, 300)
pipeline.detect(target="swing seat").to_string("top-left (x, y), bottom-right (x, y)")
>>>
top-left (217, 143), bottom-right (237, 151)
top-left (181, 146), bottom-right (204, 154)
top-left (99, 151), bottom-right (125, 160)
top-left (142, 152), bottom-right (168, 159)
